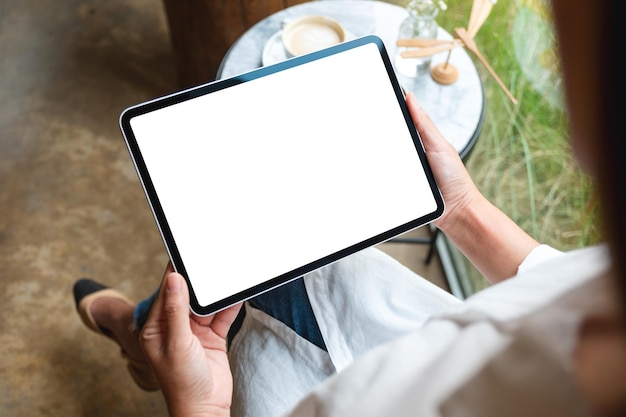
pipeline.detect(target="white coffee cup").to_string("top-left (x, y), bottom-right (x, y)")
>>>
top-left (281, 15), bottom-right (346, 57)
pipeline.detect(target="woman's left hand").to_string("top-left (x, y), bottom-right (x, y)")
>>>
top-left (140, 262), bottom-right (242, 417)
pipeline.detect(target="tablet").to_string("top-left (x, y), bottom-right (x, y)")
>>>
top-left (120, 35), bottom-right (444, 316)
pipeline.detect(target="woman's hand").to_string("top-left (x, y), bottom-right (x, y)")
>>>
top-left (405, 93), bottom-right (480, 231)
top-left (140, 262), bottom-right (242, 417)
top-left (406, 93), bottom-right (539, 283)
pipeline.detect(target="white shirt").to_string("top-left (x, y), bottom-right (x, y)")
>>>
top-left (228, 244), bottom-right (611, 417)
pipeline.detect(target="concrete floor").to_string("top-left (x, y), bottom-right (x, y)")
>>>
top-left (0, 0), bottom-right (449, 415)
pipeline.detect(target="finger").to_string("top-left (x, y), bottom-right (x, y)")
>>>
top-left (406, 92), bottom-right (429, 129)
top-left (148, 259), bottom-right (174, 318)
top-left (144, 270), bottom-right (169, 326)
top-left (161, 272), bottom-right (194, 345)
top-left (140, 269), bottom-right (171, 357)
top-left (406, 93), bottom-right (434, 137)
top-left (406, 93), bottom-right (453, 153)
top-left (193, 302), bottom-right (242, 338)
top-left (212, 303), bottom-right (243, 339)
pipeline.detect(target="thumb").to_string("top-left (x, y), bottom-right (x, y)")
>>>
top-left (406, 92), bottom-right (453, 154)
top-left (161, 272), bottom-right (193, 344)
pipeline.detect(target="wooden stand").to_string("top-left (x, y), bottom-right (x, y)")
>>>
top-left (431, 62), bottom-right (459, 84)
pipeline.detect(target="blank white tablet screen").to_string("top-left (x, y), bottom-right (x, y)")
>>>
top-left (126, 39), bottom-right (440, 312)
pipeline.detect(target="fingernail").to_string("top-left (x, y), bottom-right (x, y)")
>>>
top-left (166, 273), bottom-right (182, 292)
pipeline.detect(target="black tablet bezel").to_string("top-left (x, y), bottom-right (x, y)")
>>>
top-left (119, 35), bottom-right (444, 316)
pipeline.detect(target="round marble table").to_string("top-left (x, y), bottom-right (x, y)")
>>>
top-left (217, 0), bottom-right (485, 159)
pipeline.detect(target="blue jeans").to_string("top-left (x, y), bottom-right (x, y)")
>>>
top-left (134, 277), bottom-right (327, 351)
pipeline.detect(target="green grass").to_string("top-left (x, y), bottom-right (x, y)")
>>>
top-left (389, 0), bottom-right (600, 293)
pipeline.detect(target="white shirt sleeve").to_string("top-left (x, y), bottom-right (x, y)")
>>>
top-left (517, 244), bottom-right (564, 274)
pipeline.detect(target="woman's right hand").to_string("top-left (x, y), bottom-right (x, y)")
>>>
top-left (405, 93), bottom-right (481, 232)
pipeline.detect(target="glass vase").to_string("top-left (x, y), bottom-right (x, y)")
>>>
top-left (395, 0), bottom-right (442, 78)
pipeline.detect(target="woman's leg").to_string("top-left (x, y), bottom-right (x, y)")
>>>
top-left (133, 288), bottom-right (159, 330)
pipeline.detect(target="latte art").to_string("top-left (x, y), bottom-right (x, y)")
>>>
top-left (282, 16), bottom-right (346, 57)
